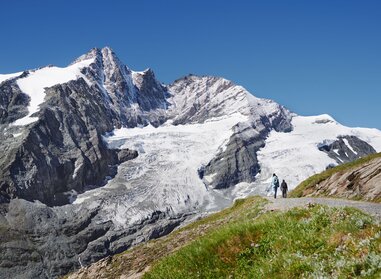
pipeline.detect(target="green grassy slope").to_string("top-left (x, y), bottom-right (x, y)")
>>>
top-left (65, 197), bottom-right (267, 279)
top-left (145, 203), bottom-right (381, 278)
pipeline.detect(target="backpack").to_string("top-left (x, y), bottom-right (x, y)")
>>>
top-left (273, 176), bottom-right (279, 187)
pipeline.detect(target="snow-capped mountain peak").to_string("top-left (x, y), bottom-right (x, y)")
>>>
top-left (70, 47), bottom-right (101, 64)
top-left (71, 46), bottom-right (122, 66)
top-left (71, 47), bottom-right (132, 86)
top-left (167, 74), bottom-right (292, 128)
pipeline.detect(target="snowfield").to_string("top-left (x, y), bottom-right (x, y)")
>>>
top-left (257, 114), bottom-right (381, 192)
top-left (12, 58), bottom-right (94, 126)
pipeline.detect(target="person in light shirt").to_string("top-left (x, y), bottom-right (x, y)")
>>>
top-left (271, 173), bottom-right (280, 198)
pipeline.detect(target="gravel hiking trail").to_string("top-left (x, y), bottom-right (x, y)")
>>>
top-left (264, 197), bottom-right (381, 220)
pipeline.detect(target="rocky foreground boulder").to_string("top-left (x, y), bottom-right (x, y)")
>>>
top-left (292, 154), bottom-right (381, 202)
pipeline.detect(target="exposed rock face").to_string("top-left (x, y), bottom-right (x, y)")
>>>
top-left (0, 199), bottom-right (188, 279)
top-left (117, 149), bottom-right (138, 163)
top-left (78, 48), bottom-right (169, 127)
top-left (0, 78), bottom-right (136, 206)
top-left (300, 155), bottom-right (381, 202)
top-left (169, 75), bottom-right (253, 124)
top-left (202, 108), bottom-right (292, 190)
top-left (318, 135), bottom-right (376, 164)
top-left (0, 73), bottom-right (29, 124)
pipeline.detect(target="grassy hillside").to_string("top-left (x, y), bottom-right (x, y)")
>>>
top-left (145, 203), bottom-right (381, 278)
top-left (290, 152), bottom-right (381, 201)
top-left (66, 195), bottom-right (381, 279)
top-left (65, 197), bottom-right (267, 279)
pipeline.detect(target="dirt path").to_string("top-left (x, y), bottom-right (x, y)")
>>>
top-left (264, 197), bottom-right (381, 220)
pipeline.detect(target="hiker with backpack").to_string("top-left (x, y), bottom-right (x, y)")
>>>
top-left (280, 179), bottom-right (288, 198)
top-left (271, 173), bottom-right (280, 198)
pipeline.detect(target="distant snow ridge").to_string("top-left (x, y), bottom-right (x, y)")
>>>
top-left (257, 115), bottom-right (381, 193)
top-left (166, 75), bottom-right (287, 125)
top-left (0, 72), bottom-right (23, 84)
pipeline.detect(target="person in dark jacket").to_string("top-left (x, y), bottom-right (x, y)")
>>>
top-left (280, 180), bottom-right (288, 198)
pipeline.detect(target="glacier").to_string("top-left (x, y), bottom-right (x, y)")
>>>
top-left (74, 113), bottom-right (249, 225)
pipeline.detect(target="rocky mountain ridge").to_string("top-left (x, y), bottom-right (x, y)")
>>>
top-left (0, 47), bottom-right (168, 205)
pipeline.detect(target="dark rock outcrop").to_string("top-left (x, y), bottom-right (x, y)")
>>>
top-left (318, 135), bottom-right (376, 165)
top-left (0, 74), bottom-right (29, 124)
top-left (117, 149), bottom-right (138, 163)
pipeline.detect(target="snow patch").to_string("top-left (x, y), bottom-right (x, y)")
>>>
top-left (131, 69), bottom-right (149, 89)
top-left (12, 59), bottom-right (94, 126)
top-left (72, 160), bottom-right (83, 179)
top-left (343, 138), bottom-right (358, 155)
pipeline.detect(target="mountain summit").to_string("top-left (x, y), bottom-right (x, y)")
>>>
top-left (0, 48), bottom-right (381, 278)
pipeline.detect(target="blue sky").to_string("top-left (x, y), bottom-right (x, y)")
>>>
top-left (1, 0), bottom-right (380, 129)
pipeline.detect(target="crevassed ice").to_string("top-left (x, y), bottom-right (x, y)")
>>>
top-left (74, 113), bottom-right (248, 226)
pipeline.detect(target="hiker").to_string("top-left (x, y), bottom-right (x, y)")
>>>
top-left (271, 173), bottom-right (280, 198)
top-left (281, 179), bottom-right (288, 198)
